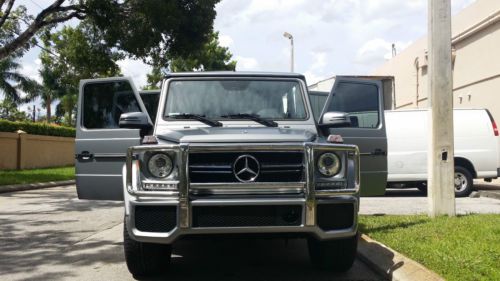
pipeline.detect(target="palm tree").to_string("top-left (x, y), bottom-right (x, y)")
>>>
top-left (0, 56), bottom-right (40, 103)
top-left (59, 93), bottom-right (77, 126)
top-left (39, 66), bottom-right (60, 121)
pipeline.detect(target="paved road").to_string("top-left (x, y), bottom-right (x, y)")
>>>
top-left (360, 186), bottom-right (500, 215)
top-left (0, 186), bottom-right (383, 281)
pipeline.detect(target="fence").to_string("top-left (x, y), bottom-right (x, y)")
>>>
top-left (0, 131), bottom-right (74, 170)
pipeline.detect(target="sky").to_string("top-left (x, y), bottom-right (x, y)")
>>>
top-left (8, 0), bottom-right (476, 114)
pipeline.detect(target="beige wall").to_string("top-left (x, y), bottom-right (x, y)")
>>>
top-left (373, 0), bottom-right (500, 122)
top-left (0, 132), bottom-right (19, 170)
top-left (0, 131), bottom-right (75, 170)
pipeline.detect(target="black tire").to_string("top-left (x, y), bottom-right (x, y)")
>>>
top-left (308, 233), bottom-right (358, 272)
top-left (123, 218), bottom-right (172, 278)
top-left (416, 182), bottom-right (427, 194)
top-left (454, 166), bottom-right (474, 197)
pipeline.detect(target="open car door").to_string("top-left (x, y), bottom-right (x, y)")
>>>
top-left (139, 90), bottom-right (160, 124)
top-left (319, 77), bottom-right (387, 196)
top-left (75, 77), bottom-right (151, 200)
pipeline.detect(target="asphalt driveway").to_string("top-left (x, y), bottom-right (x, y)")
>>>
top-left (0, 186), bottom-right (383, 281)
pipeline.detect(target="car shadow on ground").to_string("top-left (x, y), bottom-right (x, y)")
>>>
top-left (357, 235), bottom-right (402, 281)
top-left (385, 182), bottom-right (500, 198)
top-left (383, 188), bottom-right (426, 198)
top-left (474, 183), bottom-right (500, 191)
top-left (140, 238), bottom-right (385, 281)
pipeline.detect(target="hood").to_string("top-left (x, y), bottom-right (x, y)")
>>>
top-left (156, 127), bottom-right (316, 143)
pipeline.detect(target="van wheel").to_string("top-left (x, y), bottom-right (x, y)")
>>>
top-left (123, 218), bottom-right (172, 278)
top-left (308, 233), bottom-right (358, 272)
top-left (454, 166), bottom-right (473, 197)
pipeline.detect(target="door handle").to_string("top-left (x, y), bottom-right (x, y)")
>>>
top-left (371, 149), bottom-right (386, 156)
top-left (76, 151), bottom-right (94, 161)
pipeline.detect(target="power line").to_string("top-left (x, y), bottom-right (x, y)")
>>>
top-left (28, 0), bottom-right (44, 11)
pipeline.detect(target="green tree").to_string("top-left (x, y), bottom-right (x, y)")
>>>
top-left (0, 0), bottom-right (219, 62)
top-left (39, 24), bottom-right (122, 126)
top-left (58, 93), bottom-right (77, 126)
top-left (0, 5), bottom-right (37, 57)
top-left (38, 66), bottom-right (60, 121)
top-left (0, 98), bottom-right (29, 121)
top-left (0, 55), bottom-right (39, 103)
top-left (170, 32), bottom-right (237, 72)
top-left (144, 32), bottom-right (237, 89)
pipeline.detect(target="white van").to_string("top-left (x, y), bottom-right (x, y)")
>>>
top-left (386, 109), bottom-right (500, 196)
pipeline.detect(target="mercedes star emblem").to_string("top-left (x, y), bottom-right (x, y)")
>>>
top-left (233, 154), bottom-right (260, 182)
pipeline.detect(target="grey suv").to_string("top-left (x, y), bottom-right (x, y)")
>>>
top-left (75, 72), bottom-right (387, 277)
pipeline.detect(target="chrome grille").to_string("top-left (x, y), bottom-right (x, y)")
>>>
top-left (188, 152), bottom-right (304, 183)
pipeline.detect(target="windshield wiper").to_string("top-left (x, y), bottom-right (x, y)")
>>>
top-left (221, 113), bottom-right (278, 127)
top-left (166, 113), bottom-right (222, 127)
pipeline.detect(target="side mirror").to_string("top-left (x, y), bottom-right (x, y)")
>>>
top-left (321, 111), bottom-right (351, 127)
top-left (119, 112), bottom-right (152, 136)
top-left (318, 111), bottom-right (351, 136)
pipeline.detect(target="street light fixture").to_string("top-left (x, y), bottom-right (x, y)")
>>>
top-left (283, 32), bottom-right (294, 72)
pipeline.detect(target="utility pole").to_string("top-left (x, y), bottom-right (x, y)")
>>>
top-left (428, 0), bottom-right (456, 217)
top-left (283, 32), bottom-right (294, 72)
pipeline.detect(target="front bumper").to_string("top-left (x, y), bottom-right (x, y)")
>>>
top-left (123, 142), bottom-right (360, 244)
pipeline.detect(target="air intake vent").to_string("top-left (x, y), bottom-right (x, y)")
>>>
top-left (134, 205), bottom-right (177, 232)
top-left (192, 205), bottom-right (302, 227)
top-left (317, 203), bottom-right (354, 231)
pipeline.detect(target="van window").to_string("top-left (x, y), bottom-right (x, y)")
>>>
top-left (140, 92), bottom-right (160, 123)
top-left (326, 82), bottom-right (379, 128)
top-left (308, 92), bottom-right (328, 121)
top-left (83, 81), bottom-right (141, 129)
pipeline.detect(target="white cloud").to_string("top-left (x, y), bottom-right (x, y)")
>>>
top-left (355, 38), bottom-right (392, 65)
top-left (303, 71), bottom-right (325, 86)
top-left (9, 0), bottom-right (478, 95)
top-left (117, 59), bottom-right (152, 88)
top-left (303, 51), bottom-right (327, 84)
top-left (218, 34), bottom-right (234, 48)
top-left (355, 38), bottom-right (412, 67)
top-left (19, 60), bottom-right (42, 84)
top-left (235, 56), bottom-right (259, 70)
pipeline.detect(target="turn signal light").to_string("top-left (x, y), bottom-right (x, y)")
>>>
top-left (327, 134), bottom-right (344, 143)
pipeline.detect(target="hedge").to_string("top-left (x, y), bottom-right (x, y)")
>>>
top-left (0, 120), bottom-right (76, 137)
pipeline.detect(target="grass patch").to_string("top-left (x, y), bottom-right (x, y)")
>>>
top-left (0, 166), bottom-right (75, 186)
top-left (360, 214), bottom-right (500, 281)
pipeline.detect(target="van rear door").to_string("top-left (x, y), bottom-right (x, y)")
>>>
top-left (75, 78), bottom-right (151, 200)
top-left (320, 77), bottom-right (387, 196)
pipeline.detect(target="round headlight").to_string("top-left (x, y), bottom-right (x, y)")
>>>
top-left (317, 153), bottom-right (341, 177)
top-left (147, 153), bottom-right (173, 178)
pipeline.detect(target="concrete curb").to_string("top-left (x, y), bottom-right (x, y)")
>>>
top-left (478, 190), bottom-right (500, 200)
top-left (358, 234), bottom-right (444, 281)
top-left (0, 180), bottom-right (75, 194)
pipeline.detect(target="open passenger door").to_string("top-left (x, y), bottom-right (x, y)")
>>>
top-left (319, 77), bottom-right (387, 196)
top-left (75, 78), bottom-right (151, 200)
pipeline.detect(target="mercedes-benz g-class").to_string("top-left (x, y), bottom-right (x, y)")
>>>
top-left (75, 72), bottom-right (387, 277)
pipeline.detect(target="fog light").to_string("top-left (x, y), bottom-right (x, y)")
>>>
top-left (142, 182), bottom-right (178, 191)
top-left (316, 181), bottom-right (346, 190)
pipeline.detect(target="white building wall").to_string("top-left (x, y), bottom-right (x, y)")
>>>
top-left (373, 0), bottom-right (500, 123)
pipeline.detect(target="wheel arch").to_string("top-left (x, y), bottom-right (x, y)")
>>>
top-left (454, 157), bottom-right (477, 178)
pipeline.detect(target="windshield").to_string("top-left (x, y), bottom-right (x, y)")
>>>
top-left (164, 80), bottom-right (307, 120)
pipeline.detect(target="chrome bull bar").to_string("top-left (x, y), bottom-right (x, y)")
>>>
top-left (125, 142), bottom-right (360, 229)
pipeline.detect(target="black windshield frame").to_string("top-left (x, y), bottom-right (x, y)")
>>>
top-left (162, 78), bottom-right (310, 122)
